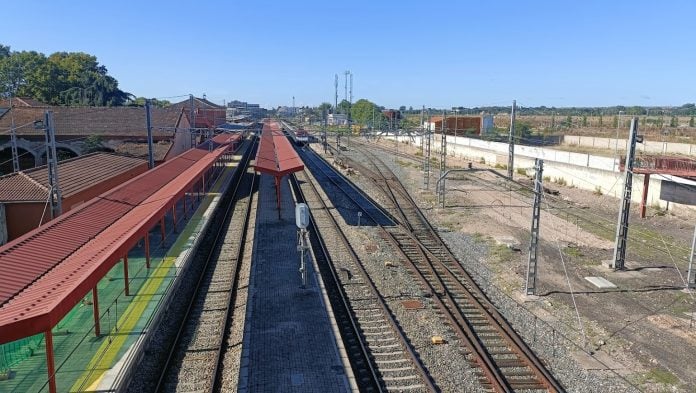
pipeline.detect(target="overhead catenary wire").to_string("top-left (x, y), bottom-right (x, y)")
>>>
top-left (458, 171), bottom-right (694, 259)
top-left (540, 191), bottom-right (588, 350)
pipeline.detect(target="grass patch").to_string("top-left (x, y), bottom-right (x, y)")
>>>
top-left (471, 232), bottom-right (487, 243)
top-left (563, 245), bottom-right (583, 257)
top-left (554, 177), bottom-right (568, 186)
top-left (640, 367), bottom-right (679, 386)
top-left (491, 244), bottom-right (515, 263)
top-left (396, 159), bottom-right (415, 168)
top-left (516, 167), bottom-right (528, 176)
top-left (494, 163), bottom-right (507, 170)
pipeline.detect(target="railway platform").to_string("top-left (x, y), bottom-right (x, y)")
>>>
top-left (238, 173), bottom-right (353, 393)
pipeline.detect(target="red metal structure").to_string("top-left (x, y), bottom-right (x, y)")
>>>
top-left (254, 120), bottom-right (304, 210)
top-left (620, 155), bottom-right (696, 217)
top-left (0, 133), bottom-right (241, 393)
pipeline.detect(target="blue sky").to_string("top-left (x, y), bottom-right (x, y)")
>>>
top-left (3, 0), bottom-right (695, 109)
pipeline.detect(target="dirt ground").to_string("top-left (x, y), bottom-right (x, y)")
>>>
top-left (362, 137), bottom-right (696, 393)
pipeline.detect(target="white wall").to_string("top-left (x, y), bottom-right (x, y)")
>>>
top-left (388, 135), bottom-right (695, 213)
top-left (563, 135), bottom-right (696, 156)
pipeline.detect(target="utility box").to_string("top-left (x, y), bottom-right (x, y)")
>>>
top-left (295, 203), bottom-right (309, 229)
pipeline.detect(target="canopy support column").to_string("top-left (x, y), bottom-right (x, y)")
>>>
top-left (275, 176), bottom-right (282, 219)
top-left (172, 205), bottom-right (177, 233)
top-left (45, 329), bottom-right (57, 393)
top-left (160, 217), bottom-right (166, 241)
top-left (93, 287), bottom-right (100, 336)
top-left (123, 255), bottom-right (130, 296)
top-left (145, 234), bottom-right (151, 269)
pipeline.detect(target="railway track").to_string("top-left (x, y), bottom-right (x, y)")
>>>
top-left (156, 139), bottom-right (257, 393)
top-left (292, 150), bottom-right (437, 393)
top-left (344, 145), bottom-right (564, 393)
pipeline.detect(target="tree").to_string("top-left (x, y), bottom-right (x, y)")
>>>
top-left (670, 116), bottom-right (678, 128)
top-left (318, 102), bottom-right (332, 113)
top-left (514, 121), bottom-right (533, 139)
top-left (82, 135), bottom-right (105, 153)
top-left (612, 116), bottom-right (618, 128)
top-left (399, 105), bottom-right (406, 112)
top-left (351, 99), bottom-right (383, 127)
top-left (337, 99), bottom-right (351, 115)
top-left (581, 115), bottom-right (588, 127)
top-left (127, 97), bottom-right (171, 107)
top-left (598, 114), bottom-right (603, 127)
top-left (0, 47), bottom-right (130, 105)
top-left (690, 116), bottom-right (695, 127)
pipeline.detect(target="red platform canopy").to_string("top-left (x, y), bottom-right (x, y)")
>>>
top-left (254, 120), bottom-right (304, 209)
top-left (0, 133), bottom-right (240, 393)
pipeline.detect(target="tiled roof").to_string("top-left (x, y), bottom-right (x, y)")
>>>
top-left (0, 153), bottom-right (148, 202)
top-left (0, 173), bottom-right (47, 201)
top-left (0, 106), bottom-right (184, 138)
top-left (0, 97), bottom-right (50, 108)
top-left (169, 97), bottom-right (225, 110)
top-left (115, 141), bottom-right (172, 161)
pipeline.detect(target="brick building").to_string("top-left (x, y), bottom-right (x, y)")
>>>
top-left (0, 152), bottom-right (148, 244)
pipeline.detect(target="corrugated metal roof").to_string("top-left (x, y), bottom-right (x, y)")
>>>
top-left (254, 121), bottom-right (304, 177)
top-left (0, 153), bottom-right (148, 202)
top-left (0, 135), bottom-right (239, 344)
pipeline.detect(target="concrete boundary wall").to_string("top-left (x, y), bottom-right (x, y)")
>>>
top-left (563, 135), bottom-right (696, 156)
top-left (389, 135), bottom-right (695, 214)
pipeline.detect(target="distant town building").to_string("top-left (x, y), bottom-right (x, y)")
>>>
top-left (169, 96), bottom-right (227, 129)
top-left (425, 114), bottom-right (494, 135)
top-left (227, 100), bottom-right (265, 120)
top-left (328, 113), bottom-right (348, 125)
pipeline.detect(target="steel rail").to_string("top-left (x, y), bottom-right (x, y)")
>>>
top-left (357, 146), bottom-right (564, 393)
top-left (295, 149), bottom-right (438, 392)
top-left (155, 137), bottom-right (257, 393)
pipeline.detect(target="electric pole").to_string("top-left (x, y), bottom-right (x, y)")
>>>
top-left (687, 225), bottom-right (696, 288)
top-left (612, 117), bottom-right (639, 270)
top-left (334, 74), bottom-right (338, 113)
top-left (508, 99), bottom-right (516, 179)
top-left (43, 111), bottom-right (62, 219)
top-left (438, 110), bottom-right (447, 205)
top-left (349, 72), bottom-right (353, 105)
top-left (9, 96), bottom-right (20, 172)
top-left (420, 105), bottom-right (425, 155)
top-left (526, 158), bottom-right (544, 295)
top-left (423, 108), bottom-right (431, 190)
top-left (145, 99), bottom-right (154, 169)
top-left (344, 71), bottom-right (349, 106)
top-left (189, 94), bottom-right (196, 146)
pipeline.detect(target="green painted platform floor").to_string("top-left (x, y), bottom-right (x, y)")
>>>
top-left (0, 158), bottom-right (242, 393)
